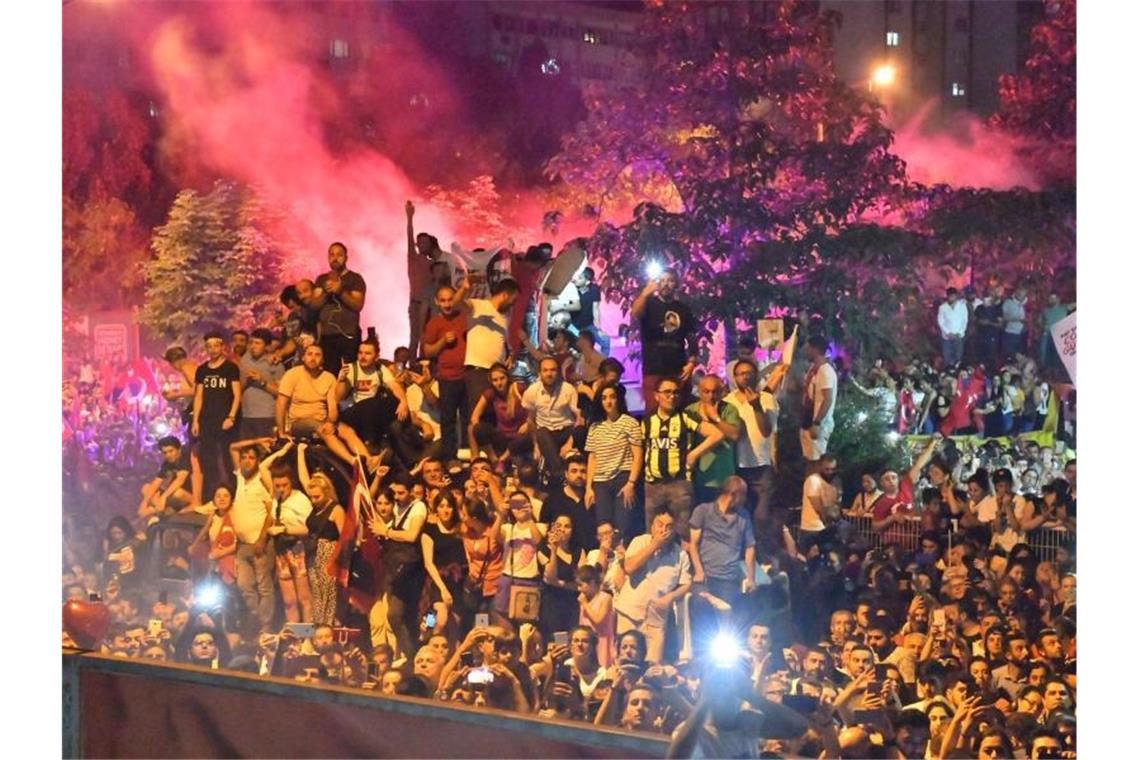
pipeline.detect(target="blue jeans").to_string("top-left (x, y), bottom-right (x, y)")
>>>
top-left (593, 471), bottom-right (635, 540)
top-left (942, 336), bottom-right (964, 367)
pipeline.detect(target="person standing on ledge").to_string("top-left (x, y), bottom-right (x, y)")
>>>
top-left (631, 267), bottom-right (697, 415)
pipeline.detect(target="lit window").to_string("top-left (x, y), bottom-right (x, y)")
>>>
top-left (886, 31), bottom-right (900, 47)
top-left (330, 39), bottom-right (349, 59)
top-left (541, 58), bottom-right (561, 76)
top-left (583, 30), bottom-right (598, 44)
top-left (951, 82), bottom-right (966, 97)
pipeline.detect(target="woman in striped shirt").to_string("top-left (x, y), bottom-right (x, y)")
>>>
top-left (584, 382), bottom-right (643, 542)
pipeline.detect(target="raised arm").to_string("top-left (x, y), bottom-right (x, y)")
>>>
top-left (629, 279), bottom-right (657, 321)
top-left (907, 435), bottom-right (941, 485)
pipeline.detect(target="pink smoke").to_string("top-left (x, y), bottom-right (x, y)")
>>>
top-left (890, 102), bottom-right (1044, 191)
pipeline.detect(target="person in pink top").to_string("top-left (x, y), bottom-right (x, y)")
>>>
top-left (576, 564), bottom-right (616, 668)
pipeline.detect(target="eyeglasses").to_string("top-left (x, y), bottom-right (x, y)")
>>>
top-left (657, 389), bottom-right (678, 396)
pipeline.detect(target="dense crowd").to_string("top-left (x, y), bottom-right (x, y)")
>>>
top-left (63, 204), bottom-right (1077, 758)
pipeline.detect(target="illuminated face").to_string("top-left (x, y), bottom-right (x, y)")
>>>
top-left (698, 377), bottom-right (721, 404)
top-left (435, 286), bottom-right (456, 315)
top-left (143, 646), bottom-right (168, 661)
top-left (564, 461), bottom-right (587, 489)
top-left (390, 483), bottom-right (410, 506)
top-left (601, 387), bottom-right (620, 416)
top-left (848, 648), bottom-right (873, 678)
top-left (1028, 666), bottom-right (1048, 688)
top-left (161, 445), bottom-right (182, 464)
top-left (272, 476), bottom-right (293, 500)
top-left (356, 342), bottom-right (378, 370)
top-left (747, 625), bottom-right (770, 658)
top-left (436, 498), bottom-right (455, 525)
top-left (880, 471), bottom-right (900, 495)
top-left (803, 651), bottom-right (826, 677)
top-left (213, 487), bottom-right (233, 512)
top-left (249, 336), bottom-right (267, 360)
top-left (327, 243), bottom-right (347, 272)
top-left (657, 272), bottom-right (678, 298)
top-left (375, 494), bottom-right (394, 522)
top-left (539, 358), bottom-right (560, 386)
top-left (830, 611), bottom-right (854, 644)
top-left (1039, 634), bottom-right (1063, 660)
top-left (381, 670), bottom-right (402, 695)
top-left (861, 475), bottom-right (877, 493)
top-left (239, 449), bottom-right (259, 475)
top-left (553, 516), bottom-right (573, 543)
top-left (302, 345), bottom-right (324, 371)
top-left (1018, 690), bottom-right (1043, 715)
top-left (733, 362), bottom-right (757, 390)
top-left (1031, 736), bottom-right (1063, 759)
top-left (422, 460), bottom-right (444, 486)
top-left (650, 513), bottom-right (675, 542)
top-left (618, 634), bottom-right (642, 662)
top-left (428, 635), bottom-right (449, 660)
top-left (490, 369), bottom-right (509, 393)
top-left (231, 333), bottom-right (248, 356)
top-left (312, 626), bottom-right (335, 654)
top-left (622, 688), bottom-right (657, 731)
top-left (970, 660), bottom-right (991, 688)
top-left (205, 336), bottom-right (225, 361)
top-left (571, 630), bottom-right (594, 659)
top-left (413, 647), bottom-right (444, 683)
top-left (656, 382), bottom-right (679, 414)
top-left (866, 629), bottom-right (889, 652)
top-left (191, 633), bottom-right (217, 663)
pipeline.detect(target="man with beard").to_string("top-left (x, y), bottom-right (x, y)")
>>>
top-left (422, 283), bottom-right (468, 460)
top-left (544, 455), bottom-right (595, 554)
top-left (316, 241), bottom-right (367, 372)
top-left (523, 356), bottom-right (582, 482)
top-left (632, 268), bottom-right (697, 414)
top-left (192, 331), bottom-right (242, 498)
top-left (336, 338), bottom-right (409, 464)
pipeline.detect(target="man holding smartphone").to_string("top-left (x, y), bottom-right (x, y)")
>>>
top-left (631, 267), bottom-right (697, 415)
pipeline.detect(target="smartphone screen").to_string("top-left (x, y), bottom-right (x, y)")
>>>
top-left (553, 631), bottom-right (569, 647)
top-left (474, 613), bottom-right (490, 629)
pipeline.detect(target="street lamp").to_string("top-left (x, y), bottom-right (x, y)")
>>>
top-left (870, 63), bottom-right (897, 89)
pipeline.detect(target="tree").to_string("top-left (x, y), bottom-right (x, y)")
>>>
top-left (140, 181), bottom-right (294, 346)
top-left (63, 195), bottom-right (150, 310)
top-left (545, 1), bottom-right (911, 359)
top-left (990, 0), bottom-right (1075, 185)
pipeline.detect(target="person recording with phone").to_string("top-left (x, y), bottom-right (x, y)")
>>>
top-left (631, 265), bottom-right (697, 414)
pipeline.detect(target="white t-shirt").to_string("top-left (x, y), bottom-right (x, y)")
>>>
top-left (500, 522), bottom-right (547, 579)
top-left (613, 534), bottom-right (692, 627)
top-left (801, 473), bottom-right (838, 532)
top-left (448, 246), bottom-right (500, 301)
top-left (464, 298), bottom-right (509, 369)
top-left (726, 390), bottom-right (778, 469)
top-left (232, 471), bottom-right (271, 545)
top-left (406, 380), bottom-right (441, 441)
top-left (522, 380), bottom-right (579, 431)
top-left (275, 489), bottom-right (313, 532)
top-left (345, 363), bottom-right (395, 404)
top-left (806, 363), bottom-right (838, 426)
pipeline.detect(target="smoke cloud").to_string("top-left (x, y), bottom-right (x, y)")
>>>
top-left (889, 101), bottom-right (1044, 191)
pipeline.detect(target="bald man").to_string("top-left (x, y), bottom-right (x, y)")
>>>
top-left (685, 375), bottom-right (742, 504)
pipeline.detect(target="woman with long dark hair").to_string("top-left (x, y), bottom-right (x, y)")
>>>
top-left (583, 382), bottom-right (642, 541)
top-left (103, 515), bottom-right (141, 591)
top-left (468, 362), bottom-right (531, 466)
top-left (422, 490), bottom-right (468, 638)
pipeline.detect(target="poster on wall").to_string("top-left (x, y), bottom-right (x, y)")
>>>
top-left (756, 319), bottom-right (784, 351)
top-left (1050, 311), bottom-right (1076, 386)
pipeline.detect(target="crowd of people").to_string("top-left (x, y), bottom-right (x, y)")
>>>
top-left (63, 209), bottom-right (1077, 758)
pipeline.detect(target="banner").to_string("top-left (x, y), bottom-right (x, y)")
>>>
top-left (756, 318), bottom-right (785, 351)
top-left (1050, 311), bottom-right (1076, 386)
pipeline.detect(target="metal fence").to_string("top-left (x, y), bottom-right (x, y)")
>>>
top-left (786, 512), bottom-right (1073, 564)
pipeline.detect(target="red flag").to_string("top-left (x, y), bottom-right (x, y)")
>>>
top-left (330, 458), bottom-right (369, 587)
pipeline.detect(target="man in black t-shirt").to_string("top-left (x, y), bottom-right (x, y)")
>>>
top-left (316, 241), bottom-right (367, 372)
top-left (137, 436), bottom-right (193, 522)
top-left (571, 267), bottom-right (601, 332)
top-left (543, 455), bottom-right (597, 554)
top-left (631, 268), bottom-right (697, 414)
top-left (193, 331), bottom-right (242, 498)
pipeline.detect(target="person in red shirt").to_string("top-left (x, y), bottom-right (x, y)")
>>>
top-left (871, 436), bottom-right (941, 545)
top-left (421, 284), bottom-right (469, 460)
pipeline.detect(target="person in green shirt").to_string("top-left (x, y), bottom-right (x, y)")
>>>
top-left (685, 375), bottom-right (743, 504)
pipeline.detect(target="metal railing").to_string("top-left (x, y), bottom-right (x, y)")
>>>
top-left (786, 512), bottom-right (1073, 564)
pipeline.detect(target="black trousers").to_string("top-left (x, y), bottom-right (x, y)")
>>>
top-left (438, 378), bottom-right (468, 460)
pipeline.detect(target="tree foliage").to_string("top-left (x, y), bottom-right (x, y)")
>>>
top-left (546, 0), bottom-right (911, 358)
top-left (990, 0), bottom-right (1075, 185)
top-left (140, 181), bottom-right (293, 346)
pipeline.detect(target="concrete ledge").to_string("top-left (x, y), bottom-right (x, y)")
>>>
top-left (64, 650), bottom-right (669, 758)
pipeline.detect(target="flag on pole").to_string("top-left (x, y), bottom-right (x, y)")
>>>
top-left (763, 325), bottom-right (798, 393)
top-left (330, 458), bottom-right (370, 587)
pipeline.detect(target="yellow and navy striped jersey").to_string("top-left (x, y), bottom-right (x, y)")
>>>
top-left (643, 410), bottom-right (701, 483)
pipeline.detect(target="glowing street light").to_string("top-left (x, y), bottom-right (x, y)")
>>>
top-left (871, 63), bottom-right (897, 89)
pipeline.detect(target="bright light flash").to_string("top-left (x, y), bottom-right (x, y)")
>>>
top-left (710, 632), bottom-right (746, 668)
top-left (153, 422), bottom-right (169, 435)
top-left (856, 412), bottom-right (869, 424)
top-left (646, 260), bottom-right (664, 279)
top-left (195, 583), bottom-right (223, 608)
top-left (872, 64), bottom-right (897, 87)
top-left (885, 431), bottom-right (901, 444)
